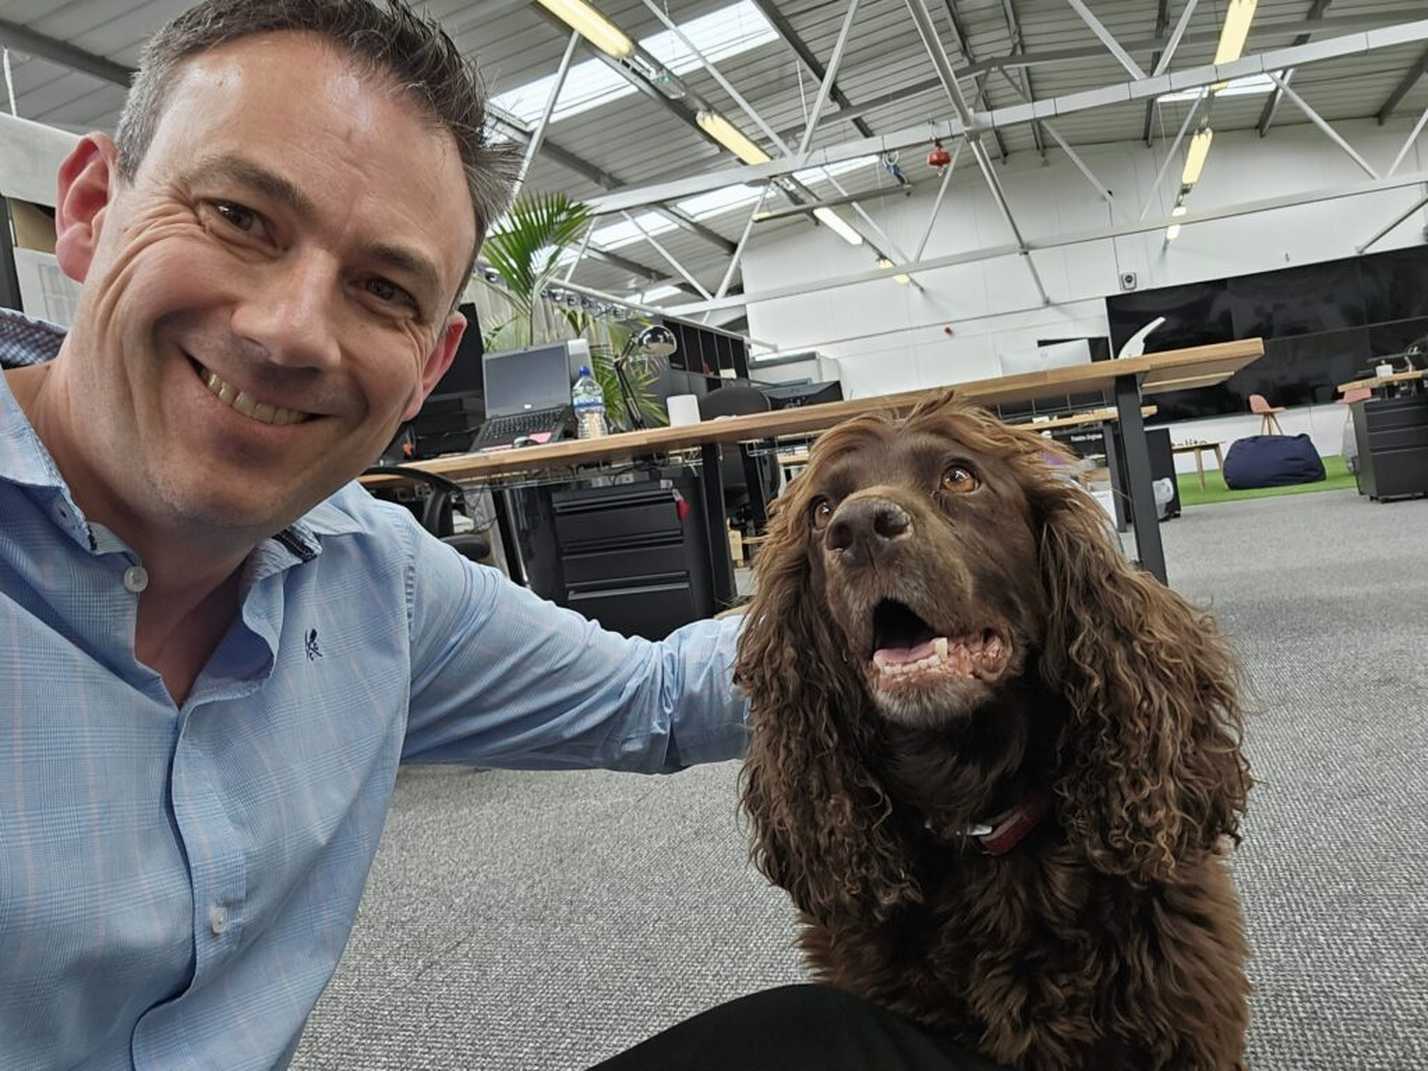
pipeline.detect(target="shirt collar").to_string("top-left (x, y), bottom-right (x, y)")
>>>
top-left (0, 306), bottom-right (366, 555)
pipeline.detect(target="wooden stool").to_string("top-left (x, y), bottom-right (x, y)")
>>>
top-left (1171, 440), bottom-right (1225, 490)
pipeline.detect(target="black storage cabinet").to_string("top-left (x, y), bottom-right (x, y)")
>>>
top-left (515, 476), bottom-right (715, 640)
top-left (1352, 394), bottom-right (1428, 501)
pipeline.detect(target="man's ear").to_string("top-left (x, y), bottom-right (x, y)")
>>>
top-left (53, 134), bottom-right (121, 285)
top-left (402, 311), bottom-right (466, 422)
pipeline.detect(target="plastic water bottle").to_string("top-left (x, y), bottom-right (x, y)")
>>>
top-left (572, 365), bottom-right (608, 439)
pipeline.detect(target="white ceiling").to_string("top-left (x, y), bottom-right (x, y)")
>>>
top-left (3, 0), bottom-right (1426, 304)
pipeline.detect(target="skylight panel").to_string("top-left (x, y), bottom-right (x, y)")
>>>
top-left (1159, 73), bottom-right (1275, 103)
top-left (590, 211), bottom-right (679, 249)
top-left (793, 155), bottom-right (878, 185)
top-left (675, 183), bottom-right (761, 218)
top-left (491, 0), bottom-right (779, 126)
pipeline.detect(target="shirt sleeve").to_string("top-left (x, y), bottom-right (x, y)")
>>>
top-left (399, 517), bottom-right (748, 772)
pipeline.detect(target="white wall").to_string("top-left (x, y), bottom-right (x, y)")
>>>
top-left (743, 116), bottom-right (1428, 420)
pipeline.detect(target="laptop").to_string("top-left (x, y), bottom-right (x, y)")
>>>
top-left (471, 342), bottom-right (577, 450)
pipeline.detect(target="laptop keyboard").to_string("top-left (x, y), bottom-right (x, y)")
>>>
top-left (472, 407), bottom-right (567, 447)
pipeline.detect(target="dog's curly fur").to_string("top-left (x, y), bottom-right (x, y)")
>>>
top-left (735, 396), bottom-right (1251, 1071)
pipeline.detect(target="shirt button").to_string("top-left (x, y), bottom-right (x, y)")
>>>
top-left (123, 565), bottom-right (149, 593)
top-left (209, 904), bottom-right (228, 936)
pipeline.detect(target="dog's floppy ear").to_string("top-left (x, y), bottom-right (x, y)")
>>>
top-left (736, 469), bottom-right (920, 923)
top-left (1035, 475), bottom-right (1250, 882)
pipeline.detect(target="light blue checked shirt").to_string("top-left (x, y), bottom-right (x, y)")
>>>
top-left (0, 307), bottom-right (748, 1070)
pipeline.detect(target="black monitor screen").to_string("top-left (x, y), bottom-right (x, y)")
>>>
top-left (430, 302), bottom-right (485, 398)
top-left (482, 343), bottom-right (573, 416)
top-left (651, 365), bottom-right (717, 403)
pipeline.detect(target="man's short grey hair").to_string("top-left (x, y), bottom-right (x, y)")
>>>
top-left (115, 0), bottom-right (518, 290)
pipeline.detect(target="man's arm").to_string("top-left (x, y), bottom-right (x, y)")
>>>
top-left (398, 511), bottom-right (747, 771)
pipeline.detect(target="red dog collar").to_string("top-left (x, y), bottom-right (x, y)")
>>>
top-left (944, 792), bottom-right (1050, 856)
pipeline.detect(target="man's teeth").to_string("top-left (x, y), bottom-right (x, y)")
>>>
top-left (198, 364), bottom-right (308, 426)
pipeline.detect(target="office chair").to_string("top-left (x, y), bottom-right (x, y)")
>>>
top-left (696, 384), bottom-right (779, 532)
top-left (361, 465), bottom-right (491, 563)
top-left (1249, 394), bottom-right (1286, 436)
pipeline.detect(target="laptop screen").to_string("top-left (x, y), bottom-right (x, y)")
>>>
top-left (482, 343), bottom-right (574, 417)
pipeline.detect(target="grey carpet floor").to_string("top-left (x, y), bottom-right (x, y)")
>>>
top-left (293, 489), bottom-right (1428, 1070)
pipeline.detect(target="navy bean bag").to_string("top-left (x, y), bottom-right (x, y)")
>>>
top-left (1222, 433), bottom-right (1326, 490)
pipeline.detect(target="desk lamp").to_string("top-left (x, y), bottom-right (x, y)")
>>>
top-left (614, 324), bottom-right (677, 430)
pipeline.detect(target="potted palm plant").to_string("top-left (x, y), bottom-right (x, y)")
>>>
top-left (480, 193), bottom-right (666, 430)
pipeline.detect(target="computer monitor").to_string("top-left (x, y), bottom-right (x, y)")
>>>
top-left (650, 364), bottom-right (717, 405)
top-left (429, 302), bottom-right (485, 400)
top-left (761, 380), bottom-right (844, 409)
top-left (483, 341), bottom-right (578, 417)
top-left (389, 303), bottom-right (485, 460)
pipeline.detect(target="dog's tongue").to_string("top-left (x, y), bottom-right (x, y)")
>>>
top-left (873, 639), bottom-right (940, 666)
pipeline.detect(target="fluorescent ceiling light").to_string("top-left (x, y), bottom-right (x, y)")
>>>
top-left (813, 206), bottom-right (863, 246)
top-left (877, 256), bottom-right (910, 284)
top-left (1182, 128), bottom-right (1214, 186)
top-left (1160, 73), bottom-right (1274, 103)
top-left (534, 0), bottom-right (634, 59)
top-left (1213, 0), bottom-right (1258, 65)
top-left (1171, 205), bottom-right (1187, 217)
top-left (697, 110), bottom-right (771, 164)
top-left (493, 1), bottom-right (775, 125)
top-left (1166, 223), bottom-right (1183, 241)
top-left (637, 284), bottom-right (681, 302)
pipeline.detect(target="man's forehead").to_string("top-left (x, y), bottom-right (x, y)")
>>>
top-left (155, 33), bottom-right (475, 293)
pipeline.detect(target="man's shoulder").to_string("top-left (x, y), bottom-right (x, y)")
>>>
top-left (297, 479), bottom-right (423, 556)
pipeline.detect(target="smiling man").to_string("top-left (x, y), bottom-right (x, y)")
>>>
top-left (0, 3), bottom-right (1001, 1070)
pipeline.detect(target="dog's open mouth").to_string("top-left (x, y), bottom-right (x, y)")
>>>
top-left (866, 598), bottom-right (1010, 688)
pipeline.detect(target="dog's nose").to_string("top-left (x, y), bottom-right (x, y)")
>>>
top-left (827, 497), bottom-right (912, 563)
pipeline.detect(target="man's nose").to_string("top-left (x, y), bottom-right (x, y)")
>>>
top-left (229, 253), bottom-right (343, 372)
top-left (826, 496), bottom-right (913, 566)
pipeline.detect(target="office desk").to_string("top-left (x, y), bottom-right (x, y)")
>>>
top-left (364, 339), bottom-right (1264, 597)
top-left (1337, 370), bottom-right (1425, 394)
top-left (776, 405), bottom-right (1158, 477)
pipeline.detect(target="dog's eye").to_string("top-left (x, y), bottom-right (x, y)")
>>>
top-left (941, 464), bottom-right (979, 494)
top-left (810, 497), bottom-right (833, 529)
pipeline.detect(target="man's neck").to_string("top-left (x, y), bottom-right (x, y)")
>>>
top-left (7, 360), bottom-right (254, 702)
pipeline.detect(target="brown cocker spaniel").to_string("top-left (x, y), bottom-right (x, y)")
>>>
top-left (736, 396), bottom-right (1251, 1071)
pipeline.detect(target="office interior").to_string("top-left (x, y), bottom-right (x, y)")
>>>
top-left (1, 1), bottom-right (1426, 1067)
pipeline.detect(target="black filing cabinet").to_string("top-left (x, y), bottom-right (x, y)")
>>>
top-left (512, 475), bottom-right (715, 640)
top-left (1351, 394), bottom-right (1428, 501)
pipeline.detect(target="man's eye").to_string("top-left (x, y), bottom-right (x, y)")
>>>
top-left (810, 497), bottom-right (833, 529)
top-left (365, 278), bottom-right (413, 307)
top-left (213, 201), bottom-right (259, 232)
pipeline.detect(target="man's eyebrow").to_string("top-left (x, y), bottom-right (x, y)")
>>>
top-left (185, 154), bottom-right (448, 309)
top-left (186, 154), bottom-right (318, 219)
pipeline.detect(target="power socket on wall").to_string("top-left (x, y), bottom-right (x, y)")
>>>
top-left (1119, 271), bottom-right (1138, 291)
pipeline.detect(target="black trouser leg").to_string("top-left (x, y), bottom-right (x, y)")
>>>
top-left (588, 984), bottom-right (1011, 1071)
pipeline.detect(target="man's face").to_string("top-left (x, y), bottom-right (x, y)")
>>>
top-left (55, 32), bottom-right (475, 537)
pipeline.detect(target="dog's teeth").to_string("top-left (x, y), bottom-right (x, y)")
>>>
top-left (934, 636), bottom-right (948, 659)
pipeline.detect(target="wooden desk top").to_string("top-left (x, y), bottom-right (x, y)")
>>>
top-left (361, 340), bottom-right (1261, 485)
top-left (1171, 440), bottom-right (1221, 453)
top-left (1337, 369), bottom-right (1425, 393)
